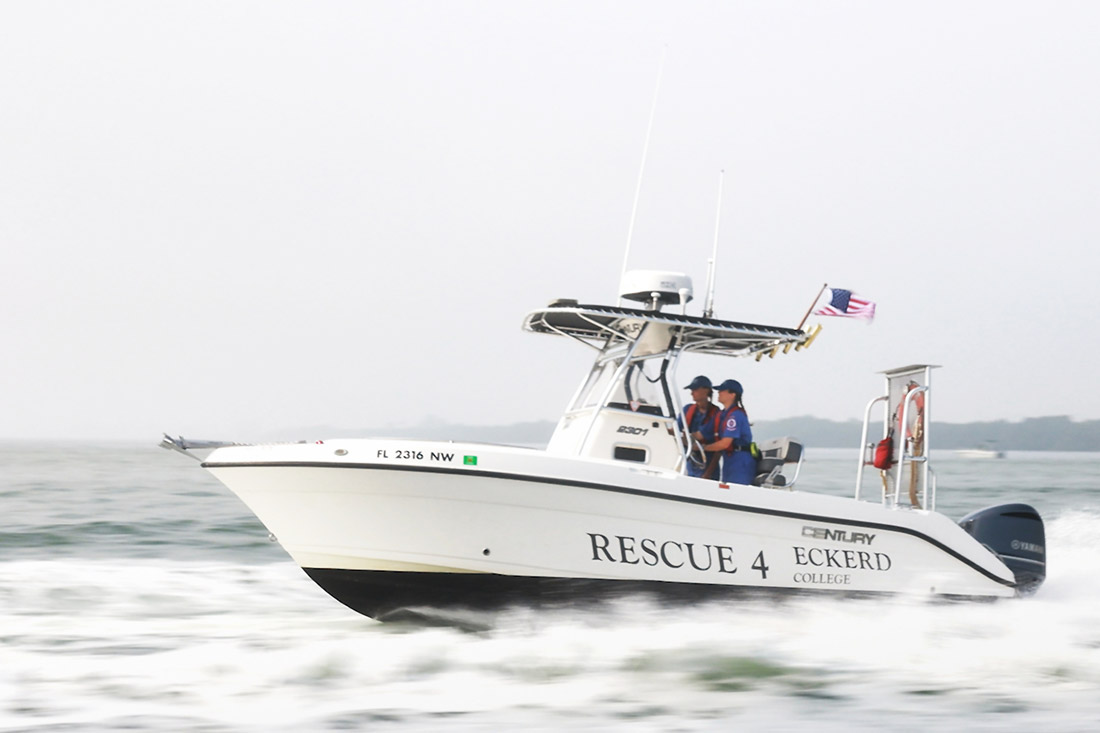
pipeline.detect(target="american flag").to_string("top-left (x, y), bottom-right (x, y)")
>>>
top-left (813, 288), bottom-right (876, 321)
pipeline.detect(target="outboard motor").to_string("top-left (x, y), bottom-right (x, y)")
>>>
top-left (959, 503), bottom-right (1046, 594)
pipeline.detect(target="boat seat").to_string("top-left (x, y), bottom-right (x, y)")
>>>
top-left (752, 437), bottom-right (803, 489)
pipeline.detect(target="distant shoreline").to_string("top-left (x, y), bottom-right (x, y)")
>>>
top-left (279, 415), bottom-right (1100, 452)
top-left (3, 415), bottom-right (1096, 450)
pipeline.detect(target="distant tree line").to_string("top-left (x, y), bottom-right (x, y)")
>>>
top-left (321, 415), bottom-right (1100, 451)
top-left (754, 415), bottom-right (1100, 451)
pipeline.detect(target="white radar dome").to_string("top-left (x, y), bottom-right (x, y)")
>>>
top-left (619, 270), bottom-right (693, 310)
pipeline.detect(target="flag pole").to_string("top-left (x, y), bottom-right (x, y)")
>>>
top-left (797, 283), bottom-right (828, 330)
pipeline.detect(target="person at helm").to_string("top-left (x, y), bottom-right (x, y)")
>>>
top-left (701, 379), bottom-right (757, 485)
top-left (678, 375), bottom-right (720, 477)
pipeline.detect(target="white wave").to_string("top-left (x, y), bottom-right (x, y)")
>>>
top-left (2, 511), bottom-right (1099, 732)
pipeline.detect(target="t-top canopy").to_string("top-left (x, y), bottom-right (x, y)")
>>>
top-left (523, 302), bottom-right (811, 358)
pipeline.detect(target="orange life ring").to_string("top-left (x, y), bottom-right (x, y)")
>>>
top-left (897, 382), bottom-right (925, 441)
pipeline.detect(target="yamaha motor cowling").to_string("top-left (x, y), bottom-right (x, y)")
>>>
top-left (959, 503), bottom-right (1046, 594)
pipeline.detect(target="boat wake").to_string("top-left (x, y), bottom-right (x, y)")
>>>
top-left (2, 509), bottom-right (1097, 731)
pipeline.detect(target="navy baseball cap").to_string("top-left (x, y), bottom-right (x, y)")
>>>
top-left (685, 375), bottom-right (712, 390)
top-left (715, 379), bottom-right (743, 394)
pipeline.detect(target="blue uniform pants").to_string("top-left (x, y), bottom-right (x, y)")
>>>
top-left (721, 451), bottom-right (757, 485)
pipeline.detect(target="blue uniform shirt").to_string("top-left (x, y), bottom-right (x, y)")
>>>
top-left (718, 406), bottom-right (752, 445)
top-left (718, 406), bottom-right (756, 485)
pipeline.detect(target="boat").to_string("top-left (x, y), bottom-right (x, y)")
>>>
top-left (162, 271), bottom-right (1046, 620)
top-left (956, 444), bottom-right (1007, 459)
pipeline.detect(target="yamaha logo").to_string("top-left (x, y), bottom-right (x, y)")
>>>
top-left (1010, 539), bottom-right (1044, 554)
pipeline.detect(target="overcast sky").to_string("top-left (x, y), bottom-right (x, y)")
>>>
top-left (3, 2), bottom-right (1099, 441)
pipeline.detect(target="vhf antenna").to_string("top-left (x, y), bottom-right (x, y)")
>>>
top-left (703, 169), bottom-right (725, 318)
top-left (618, 47), bottom-right (667, 305)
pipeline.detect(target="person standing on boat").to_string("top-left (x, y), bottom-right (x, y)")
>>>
top-left (702, 379), bottom-right (757, 485)
top-left (679, 375), bottom-right (720, 478)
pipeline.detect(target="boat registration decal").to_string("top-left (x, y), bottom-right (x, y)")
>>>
top-left (375, 449), bottom-right (460, 463)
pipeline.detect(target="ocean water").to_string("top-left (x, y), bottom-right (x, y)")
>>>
top-left (2, 441), bottom-right (1099, 732)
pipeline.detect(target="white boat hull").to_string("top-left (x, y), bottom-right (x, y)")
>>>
top-left (202, 438), bottom-right (1019, 618)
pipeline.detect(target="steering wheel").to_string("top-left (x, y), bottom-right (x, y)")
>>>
top-left (687, 437), bottom-right (708, 471)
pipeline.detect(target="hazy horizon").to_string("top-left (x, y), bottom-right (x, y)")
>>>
top-left (4, 2), bottom-right (1099, 440)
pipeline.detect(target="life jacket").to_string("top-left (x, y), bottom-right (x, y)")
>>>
top-left (685, 402), bottom-right (718, 433)
top-left (873, 431), bottom-right (894, 469)
top-left (711, 406), bottom-right (749, 455)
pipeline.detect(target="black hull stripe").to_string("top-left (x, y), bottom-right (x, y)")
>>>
top-left (203, 460), bottom-right (1016, 588)
top-left (304, 568), bottom-right (851, 621)
top-left (302, 568), bottom-right (997, 622)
